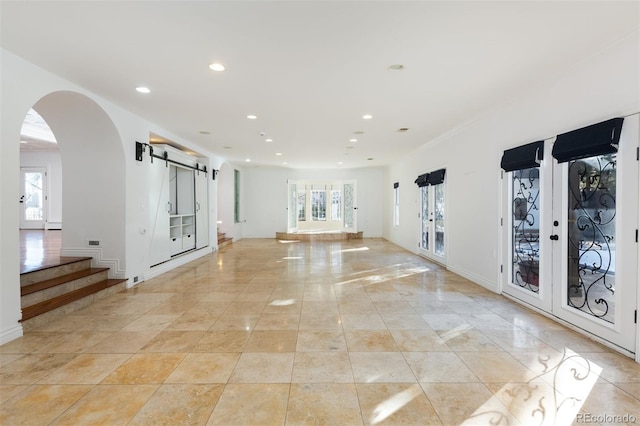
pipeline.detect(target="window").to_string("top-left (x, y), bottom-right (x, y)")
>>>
top-left (311, 187), bottom-right (326, 221)
top-left (393, 183), bottom-right (400, 227)
top-left (234, 169), bottom-right (240, 223)
top-left (331, 188), bottom-right (342, 221)
top-left (297, 184), bottom-right (306, 221)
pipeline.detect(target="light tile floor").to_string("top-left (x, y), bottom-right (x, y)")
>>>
top-left (1, 239), bottom-right (639, 425)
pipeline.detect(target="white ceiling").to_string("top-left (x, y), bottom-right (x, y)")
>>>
top-left (2, 1), bottom-right (638, 168)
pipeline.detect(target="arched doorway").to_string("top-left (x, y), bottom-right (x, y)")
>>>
top-left (23, 91), bottom-right (127, 276)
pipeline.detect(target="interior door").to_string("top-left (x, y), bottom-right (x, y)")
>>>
top-left (287, 180), bottom-right (298, 233)
top-left (20, 167), bottom-right (47, 229)
top-left (195, 169), bottom-right (209, 249)
top-left (343, 180), bottom-right (357, 233)
top-left (551, 115), bottom-right (638, 352)
top-left (502, 140), bottom-right (554, 313)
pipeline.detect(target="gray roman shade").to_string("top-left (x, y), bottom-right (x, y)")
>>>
top-left (501, 141), bottom-right (544, 172)
top-left (414, 174), bottom-right (429, 187)
top-left (427, 169), bottom-right (446, 185)
top-left (552, 117), bottom-right (624, 163)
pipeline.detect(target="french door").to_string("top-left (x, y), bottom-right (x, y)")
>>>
top-left (503, 115), bottom-right (639, 353)
top-left (419, 177), bottom-right (446, 265)
top-left (20, 167), bottom-right (47, 229)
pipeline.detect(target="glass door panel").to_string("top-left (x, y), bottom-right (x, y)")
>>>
top-left (420, 186), bottom-right (429, 251)
top-left (20, 167), bottom-right (46, 229)
top-left (434, 183), bottom-right (445, 257)
top-left (343, 181), bottom-right (356, 232)
top-left (288, 181), bottom-right (297, 233)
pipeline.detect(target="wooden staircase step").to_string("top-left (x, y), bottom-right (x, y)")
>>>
top-left (21, 268), bottom-right (109, 296)
top-left (21, 278), bottom-right (127, 322)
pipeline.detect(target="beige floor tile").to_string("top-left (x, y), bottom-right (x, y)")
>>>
top-left (228, 352), bottom-right (294, 383)
top-left (39, 353), bottom-right (130, 384)
top-left (356, 383), bottom-right (442, 425)
top-left (296, 330), bottom-right (348, 352)
top-left (208, 383), bottom-right (290, 425)
top-left (615, 382), bottom-right (640, 400)
top-left (84, 330), bottom-right (160, 353)
top-left (122, 314), bottom-right (181, 331)
top-left (244, 330), bottom-right (298, 352)
top-left (345, 330), bottom-right (400, 352)
top-left (165, 352), bottom-right (240, 383)
top-left (224, 301), bottom-right (267, 315)
top-left (210, 314), bottom-right (260, 330)
top-left (404, 352), bottom-right (479, 383)
top-left (101, 353), bottom-right (186, 384)
top-left (292, 351), bottom-right (354, 383)
top-left (192, 330), bottom-right (251, 352)
top-left (0, 353), bottom-right (76, 384)
top-left (422, 382), bottom-right (500, 425)
top-left (165, 312), bottom-right (219, 331)
top-left (580, 382), bottom-right (640, 422)
top-left (390, 329), bottom-right (451, 352)
top-left (0, 384), bottom-right (28, 404)
top-left (341, 313), bottom-right (387, 330)
top-left (381, 313), bottom-right (430, 329)
top-left (286, 383), bottom-right (363, 425)
top-left (0, 354), bottom-right (23, 368)
top-left (130, 384), bottom-right (224, 425)
top-left (35, 331), bottom-right (113, 353)
top-left (457, 351), bottom-right (536, 383)
top-left (438, 328), bottom-right (504, 352)
top-left (0, 384), bottom-right (93, 425)
top-left (50, 384), bottom-right (158, 425)
top-left (299, 312), bottom-right (343, 330)
top-left (350, 352), bottom-right (416, 383)
top-left (139, 330), bottom-right (205, 352)
top-left (254, 313), bottom-right (301, 330)
top-left (0, 332), bottom-right (61, 354)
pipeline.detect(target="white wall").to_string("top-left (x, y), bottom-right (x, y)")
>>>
top-left (384, 34), bottom-right (640, 293)
top-left (20, 151), bottom-right (63, 226)
top-left (241, 166), bottom-right (385, 238)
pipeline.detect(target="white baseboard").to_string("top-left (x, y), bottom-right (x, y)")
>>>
top-left (0, 324), bottom-right (23, 346)
top-left (59, 247), bottom-right (126, 279)
top-left (133, 246), bottom-right (214, 288)
top-left (45, 222), bottom-right (62, 230)
top-left (443, 264), bottom-right (499, 294)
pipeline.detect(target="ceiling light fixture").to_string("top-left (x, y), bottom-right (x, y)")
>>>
top-left (265, 138), bottom-right (273, 142)
top-left (209, 63), bottom-right (226, 72)
top-left (136, 86), bottom-right (150, 94)
top-left (247, 115), bottom-right (257, 120)
top-left (362, 114), bottom-right (373, 120)
top-left (349, 138), bottom-right (358, 143)
top-left (388, 64), bottom-right (404, 71)
top-left (199, 131), bottom-right (211, 135)
top-left (275, 152), bottom-right (282, 156)
top-left (245, 158), bottom-right (251, 162)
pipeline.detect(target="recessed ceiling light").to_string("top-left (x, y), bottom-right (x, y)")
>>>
top-left (388, 64), bottom-right (404, 71)
top-left (245, 158), bottom-right (251, 162)
top-left (223, 146), bottom-right (232, 149)
top-left (362, 114), bottom-right (373, 120)
top-left (265, 138), bottom-right (273, 142)
top-left (338, 161), bottom-right (343, 165)
top-left (349, 138), bottom-right (358, 142)
top-left (136, 86), bottom-right (150, 94)
top-left (20, 140), bottom-right (28, 144)
top-left (367, 157), bottom-right (374, 161)
top-left (346, 146), bottom-right (354, 150)
top-left (275, 152), bottom-right (282, 156)
top-left (247, 115), bottom-right (257, 120)
top-left (282, 162), bottom-right (288, 165)
top-left (353, 131), bottom-right (364, 135)
top-left (397, 128), bottom-right (409, 133)
top-left (199, 131), bottom-right (211, 135)
top-left (209, 63), bottom-right (226, 72)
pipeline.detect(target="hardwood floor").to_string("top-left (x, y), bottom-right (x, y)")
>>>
top-left (19, 229), bottom-right (64, 274)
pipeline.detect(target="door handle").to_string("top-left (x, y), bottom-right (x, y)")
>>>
top-left (19, 195), bottom-right (24, 204)
top-left (550, 234), bottom-right (559, 241)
